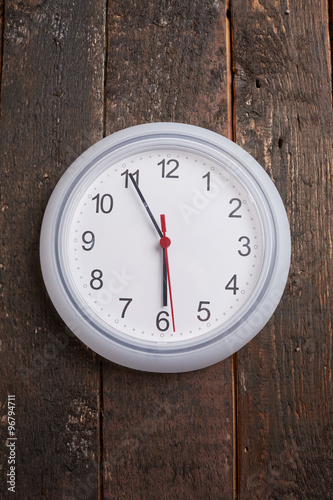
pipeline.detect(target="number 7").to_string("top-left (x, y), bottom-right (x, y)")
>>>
top-left (119, 298), bottom-right (133, 318)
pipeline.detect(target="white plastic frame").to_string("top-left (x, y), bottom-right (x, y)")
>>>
top-left (40, 123), bottom-right (291, 372)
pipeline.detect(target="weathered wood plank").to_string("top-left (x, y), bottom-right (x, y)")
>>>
top-left (0, 0), bottom-right (3, 104)
top-left (2, 0), bottom-right (330, 498)
top-left (232, 0), bottom-right (333, 497)
top-left (103, 366), bottom-right (233, 500)
top-left (0, 1), bottom-right (105, 497)
top-left (102, 1), bottom-right (234, 498)
top-left (105, 0), bottom-right (228, 135)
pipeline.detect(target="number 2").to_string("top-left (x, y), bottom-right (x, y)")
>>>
top-left (229, 198), bottom-right (242, 218)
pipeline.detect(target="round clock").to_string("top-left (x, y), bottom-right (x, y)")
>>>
top-left (40, 123), bottom-right (290, 373)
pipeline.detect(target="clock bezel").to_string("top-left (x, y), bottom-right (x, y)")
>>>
top-left (40, 122), bottom-right (291, 372)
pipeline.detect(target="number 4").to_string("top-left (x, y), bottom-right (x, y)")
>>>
top-left (225, 275), bottom-right (239, 295)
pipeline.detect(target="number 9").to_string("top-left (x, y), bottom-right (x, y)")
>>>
top-left (82, 231), bottom-right (95, 251)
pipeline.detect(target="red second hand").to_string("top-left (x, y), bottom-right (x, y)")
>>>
top-left (160, 214), bottom-right (176, 332)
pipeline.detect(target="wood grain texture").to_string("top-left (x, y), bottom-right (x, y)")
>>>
top-left (327, 0), bottom-right (333, 93)
top-left (0, 1), bottom-right (105, 498)
top-left (102, 1), bottom-right (234, 499)
top-left (1, 0), bottom-right (332, 498)
top-left (103, 366), bottom-right (232, 500)
top-left (232, 1), bottom-right (333, 498)
top-left (0, 0), bottom-right (3, 108)
top-left (105, 0), bottom-right (228, 135)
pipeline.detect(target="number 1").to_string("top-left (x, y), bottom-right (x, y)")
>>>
top-left (202, 172), bottom-right (210, 191)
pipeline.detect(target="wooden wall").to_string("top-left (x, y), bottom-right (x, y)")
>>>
top-left (0, 1), bottom-right (332, 498)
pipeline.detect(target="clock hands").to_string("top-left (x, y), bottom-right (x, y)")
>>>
top-left (128, 175), bottom-right (176, 330)
top-left (160, 214), bottom-right (176, 332)
top-left (128, 174), bottom-right (168, 308)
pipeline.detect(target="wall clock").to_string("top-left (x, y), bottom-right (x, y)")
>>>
top-left (40, 123), bottom-right (290, 372)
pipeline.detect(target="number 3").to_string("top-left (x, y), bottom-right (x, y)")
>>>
top-left (238, 236), bottom-right (251, 256)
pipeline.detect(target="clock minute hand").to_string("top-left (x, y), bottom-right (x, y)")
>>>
top-left (129, 174), bottom-right (168, 307)
top-left (129, 173), bottom-right (162, 238)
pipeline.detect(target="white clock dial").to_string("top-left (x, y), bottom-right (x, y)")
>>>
top-left (40, 123), bottom-right (290, 372)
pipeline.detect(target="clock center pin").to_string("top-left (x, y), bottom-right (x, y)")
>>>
top-left (160, 236), bottom-right (171, 248)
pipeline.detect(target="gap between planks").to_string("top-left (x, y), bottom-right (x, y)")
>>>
top-left (226, 1), bottom-right (239, 499)
top-left (0, 0), bottom-right (5, 116)
top-left (329, 0), bottom-right (333, 99)
top-left (99, 2), bottom-right (109, 498)
top-left (103, 0), bottom-right (109, 138)
top-left (98, 358), bottom-right (104, 500)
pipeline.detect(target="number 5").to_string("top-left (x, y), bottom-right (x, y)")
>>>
top-left (197, 301), bottom-right (211, 322)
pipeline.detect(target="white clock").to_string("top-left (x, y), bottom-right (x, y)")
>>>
top-left (40, 123), bottom-right (290, 372)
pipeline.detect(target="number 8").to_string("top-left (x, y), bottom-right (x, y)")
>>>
top-left (90, 269), bottom-right (103, 290)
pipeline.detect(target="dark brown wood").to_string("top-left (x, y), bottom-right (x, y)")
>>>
top-left (102, 1), bottom-right (234, 499)
top-left (232, 0), bottom-right (333, 498)
top-left (0, 0), bottom-right (4, 105)
top-left (0, 1), bottom-right (105, 498)
top-left (105, 0), bottom-right (228, 135)
top-left (327, 0), bottom-right (333, 93)
top-left (1, 0), bottom-right (332, 498)
top-left (103, 365), bottom-right (233, 500)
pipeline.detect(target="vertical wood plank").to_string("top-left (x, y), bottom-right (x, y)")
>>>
top-left (102, 1), bottom-right (234, 499)
top-left (0, 0), bottom-right (4, 104)
top-left (329, 0), bottom-right (333, 91)
top-left (232, 0), bottom-right (333, 497)
top-left (0, 1), bottom-right (105, 498)
top-left (105, 0), bottom-right (228, 134)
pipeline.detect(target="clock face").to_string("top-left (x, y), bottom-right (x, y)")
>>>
top-left (40, 123), bottom-right (290, 372)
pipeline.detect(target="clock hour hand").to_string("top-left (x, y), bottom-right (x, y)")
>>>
top-left (129, 174), bottom-right (168, 306)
